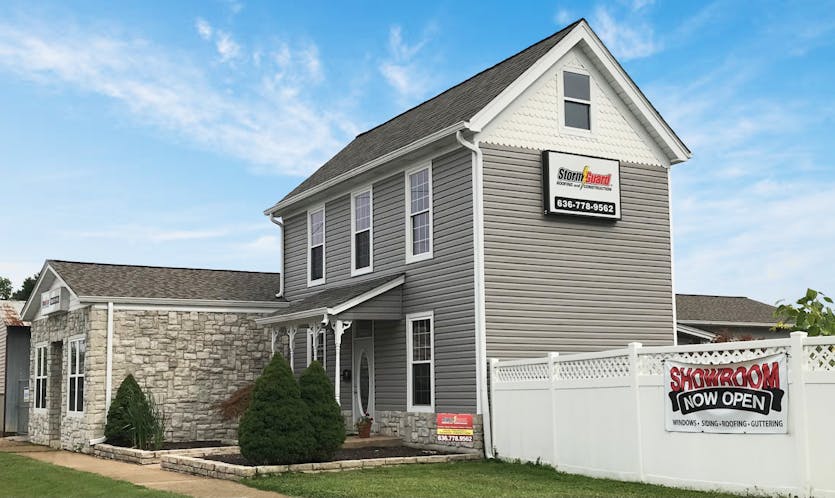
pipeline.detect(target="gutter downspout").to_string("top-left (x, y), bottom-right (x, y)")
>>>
top-left (456, 130), bottom-right (493, 459)
top-left (269, 213), bottom-right (285, 299)
top-left (90, 301), bottom-right (114, 446)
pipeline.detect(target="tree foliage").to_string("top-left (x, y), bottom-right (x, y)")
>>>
top-left (0, 276), bottom-right (11, 300)
top-left (11, 273), bottom-right (39, 301)
top-left (238, 354), bottom-right (316, 465)
top-left (774, 288), bottom-right (835, 336)
top-left (299, 361), bottom-right (346, 461)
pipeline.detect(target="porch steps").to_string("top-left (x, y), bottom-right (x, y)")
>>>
top-left (342, 435), bottom-right (401, 449)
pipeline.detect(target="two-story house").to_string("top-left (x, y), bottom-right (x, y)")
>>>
top-left (256, 18), bottom-right (690, 454)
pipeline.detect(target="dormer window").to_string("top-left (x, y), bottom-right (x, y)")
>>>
top-left (308, 206), bottom-right (325, 286)
top-left (563, 70), bottom-right (591, 130)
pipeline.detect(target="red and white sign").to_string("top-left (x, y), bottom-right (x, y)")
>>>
top-left (436, 413), bottom-right (474, 442)
top-left (664, 353), bottom-right (788, 434)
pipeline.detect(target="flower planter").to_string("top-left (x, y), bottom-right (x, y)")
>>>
top-left (357, 424), bottom-right (372, 438)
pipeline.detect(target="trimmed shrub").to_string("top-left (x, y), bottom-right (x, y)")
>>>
top-left (299, 361), bottom-right (346, 461)
top-left (238, 354), bottom-right (316, 465)
top-left (104, 374), bottom-right (165, 450)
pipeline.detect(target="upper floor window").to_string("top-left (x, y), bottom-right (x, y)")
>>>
top-left (351, 188), bottom-right (373, 276)
top-left (405, 165), bottom-right (433, 263)
top-left (308, 206), bottom-right (325, 286)
top-left (34, 345), bottom-right (47, 410)
top-left (68, 337), bottom-right (85, 413)
top-left (563, 70), bottom-right (591, 130)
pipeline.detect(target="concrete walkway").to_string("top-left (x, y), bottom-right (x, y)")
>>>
top-left (1, 440), bottom-right (287, 498)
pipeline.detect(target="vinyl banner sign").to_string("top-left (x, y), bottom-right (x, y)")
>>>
top-left (542, 151), bottom-right (621, 219)
top-left (436, 413), bottom-right (474, 442)
top-left (664, 354), bottom-right (788, 434)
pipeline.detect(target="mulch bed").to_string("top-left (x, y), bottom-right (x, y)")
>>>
top-left (205, 445), bottom-right (444, 467)
top-left (111, 440), bottom-right (232, 451)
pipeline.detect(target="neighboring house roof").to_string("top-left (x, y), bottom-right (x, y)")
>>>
top-left (0, 300), bottom-right (27, 327)
top-left (676, 323), bottom-right (717, 341)
top-left (47, 260), bottom-right (283, 303)
top-left (676, 294), bottom-right (780, 326)
top-left (267, 19), bottom-right (689, 213)
top-left (257, 274), bottom-right (405, 325)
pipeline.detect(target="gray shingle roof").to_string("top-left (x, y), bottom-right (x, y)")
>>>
top-left (676, 294), bottom-right (779, 324)
top-left (275, 20), bottom-right (582, 206)
top-left (267, 274), bottom-right (404, 319)
top-left (49, 260), bottom-right (282, 303)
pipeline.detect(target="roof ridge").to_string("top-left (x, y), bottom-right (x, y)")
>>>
top-left (47, 259), bottom-right (281, 275)
top-left (354, 19), bottom-right (584, 139)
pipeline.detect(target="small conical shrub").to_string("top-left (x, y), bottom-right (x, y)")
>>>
top-left (299, 361), bottom-right (346, 461)
top-left (104, 374), bottom-right (145, 447)
top-left (238, 354), bottom-right (316, 465)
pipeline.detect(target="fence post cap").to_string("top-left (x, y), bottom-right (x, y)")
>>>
top-left (548, 352), bottom-right (560, 359)
top-left (627, 342), bottom-right (643, 349)
top-left (790, 331), bottom-right (808, 339)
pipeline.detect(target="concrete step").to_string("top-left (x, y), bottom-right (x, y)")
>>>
top-left (342, 435), bottom-right (401, 449)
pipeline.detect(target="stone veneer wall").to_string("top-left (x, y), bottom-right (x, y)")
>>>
top-left (30, 307), bottom-right (274, 452)
top-left (28, 308), bottom-right (90, 449)
top-left (375, 411), bottom-right (483, 453)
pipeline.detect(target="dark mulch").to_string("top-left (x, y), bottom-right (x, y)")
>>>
top-left (205, 445), bottom-right (445, 467)
top-left (110, 440), bottom-right (232, 451)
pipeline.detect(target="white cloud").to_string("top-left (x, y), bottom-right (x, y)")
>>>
top-left (195, 17), bottom-right (212, 40)
top-left (593, 7), bottom-right (660, 60)
top-left (0, 20), bottom-right (352, 176)
top-left (215, 30), bottom-right (241, 62)
top-left (631, 0), bottom-right (654, 10)
top-left (378, 25), bottom-right (436, 103)
top-left (555, 8), bottom-right (574, 26)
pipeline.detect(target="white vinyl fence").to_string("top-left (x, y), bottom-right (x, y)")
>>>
top-left (489, 332), bottom-right (835, 497)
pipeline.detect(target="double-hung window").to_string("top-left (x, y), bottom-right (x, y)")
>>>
top-left (563, 70), bottom-right (591, 131)
top-left (351, 188), bottom-right (373, 276)
top-left (34, 345), bottom-right (47, 410)
top-left (405, 165), bottom-right (433, 263)
top-left (308, 206), bottom-right (325, 286)
top-left (406, 312), bottom-right (434, 412)
top-left (67, 338), bottom-right (85, 413)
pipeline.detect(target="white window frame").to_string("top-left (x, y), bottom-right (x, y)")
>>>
top-left (307, 204), bottom-right (326, 287)
top-left (350, 186), bottom-right (374, 277)
top-left (406, 311), bottom-right (435, 413)
top-left (67, 336), bottom-right (85, 415)
top-left (307, 328), bottom-right (326, 369)
top-left (559, 66), bottom-right (593, 136)
top-left (34, 343), bottom-right (48, 412)
top-left (404, 163), bottom-right (433, 264)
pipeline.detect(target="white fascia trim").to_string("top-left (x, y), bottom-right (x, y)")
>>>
top-left (677, 320), bottom-right (779, 328)
top-left (256, 307), bottom-right (329, 325)
top-left (350, 184), bottom-right (374, 277)
top-left (264, 121), bottom-right (469, 215)
top-left (406, 310), bottom-right (435, 413)
top-left (80, 296), bottom-right (288, 309)
top-left (676, 324), bottom-right (717, 341)
top-left (21, 263), bottom-right (78, 322)
top-left (468, 21), bottom-right (690, 164)
top-left (329, 275), bottom-right (405, 315)
top-left (404, 162), bottom-right (434, 264)
top-left (307, 204), bottom-right (327, 288)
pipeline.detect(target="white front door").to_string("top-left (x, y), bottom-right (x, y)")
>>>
top-left (352, 336), bottom-right (375, 426)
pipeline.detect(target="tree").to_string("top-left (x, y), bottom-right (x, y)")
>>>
top-left (105, 374), bottom-right (165, 450)
top-left (238, 354), bottom-right (316, 465)
top-left (0, 277), bottom-right (11, 300)
top-left (11, 273), bottom-right (39, 301)
top-left (774, 288), bottom-right (835, 336)
top-left (299, 361), bottom-right (346, 461)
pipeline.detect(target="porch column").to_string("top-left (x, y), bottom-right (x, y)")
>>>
top-left (287, 326), bottom-right (297, 371)
top-left (308, 322), bottom-right (318, 363)
top-left (333, 320), bottom-right (352, 406)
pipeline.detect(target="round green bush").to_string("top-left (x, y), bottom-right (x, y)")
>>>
top-left (299, 361), bottom-right (346, 461)
top-left (238, 354), bottom-right (317, 465)
top-left (104, 374), bottom-right (145, 447)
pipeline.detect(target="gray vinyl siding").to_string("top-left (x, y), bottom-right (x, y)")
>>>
top-left (373, 320), bottom-right (406, 411)
top-left (280, 147), bottom-right (478, 412)
top-left (339, 288), bottom-right (402, 321)
top-left (482, 143), bottom-right (675, 358)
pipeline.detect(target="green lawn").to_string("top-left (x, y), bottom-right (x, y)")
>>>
top-left (0, 452), bottom-right (183, 498)
top-left (244, 460), bottom-right (740, 498)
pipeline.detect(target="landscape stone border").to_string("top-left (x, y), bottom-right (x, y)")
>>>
top-left (161, 452), bottom-right (482, 481)
top-left (92, 443), bottom-right (240, 465)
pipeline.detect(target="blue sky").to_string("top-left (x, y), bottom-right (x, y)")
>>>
top-left (0, 0), bottom-right (833, 305)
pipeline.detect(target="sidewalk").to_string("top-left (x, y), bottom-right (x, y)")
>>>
top-left (1, 439), bottom-right (287, 498)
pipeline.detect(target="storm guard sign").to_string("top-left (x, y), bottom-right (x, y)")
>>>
top-left (542, 151), bottom-right (621, 219)
top-left (664, 354), bottom-right (788, 434)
